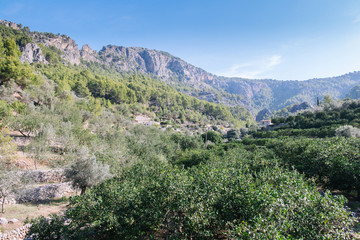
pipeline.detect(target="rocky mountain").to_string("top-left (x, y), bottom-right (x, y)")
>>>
top-left (95, 45), bottom-right (215, 89)
top-left (83, 44), bottom-right (360, 114)
top-left (20, 43), bottom-right (48, 64)
top-left (3, 19), bottom-right (360, 117)
top-left (80, 44), bottom-right (99, 63)
top-left (0, 19), bottom-right (21, 30)
top-left (30, 31), bottom-right (81, 65)
top-left (77, 44), bottom-right (360, 115)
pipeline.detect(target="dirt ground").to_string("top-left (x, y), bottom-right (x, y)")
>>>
top-left (0, 197), bottom-right (70, 233)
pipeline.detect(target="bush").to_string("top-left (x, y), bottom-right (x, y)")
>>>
top-left (27, 215), bottom-right (73, 240)
top-left (201, 130), bottom-right (223, 144)
top-left (335, 125), bottom-right (360, 138)
top-left (0, 100), bottom-right (12, 119)
top-left (28, 149), bottom-right (354, 239)
top-left (242, 137), bottom-right (360, 197)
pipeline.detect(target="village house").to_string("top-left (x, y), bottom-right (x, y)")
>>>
top-left (259, 119), bottom-right (274, 127)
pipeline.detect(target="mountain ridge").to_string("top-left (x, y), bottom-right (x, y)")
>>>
top-left (2, 19), bottom-right (360, 116)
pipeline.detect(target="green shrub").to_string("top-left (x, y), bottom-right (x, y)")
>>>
top-left (242, 137), bottom-right (360, 197)
top-left (0, 100), bottom-right (11, 119)
top-left (27, 149), bottom-right (354, 239)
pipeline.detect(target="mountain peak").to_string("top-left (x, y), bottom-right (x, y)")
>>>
top-left (0, 19), bottom-right (22, 30)
top-left (80, 44), bottom-right (99, 63)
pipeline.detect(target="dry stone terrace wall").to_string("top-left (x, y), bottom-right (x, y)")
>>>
top-left (0, 224), bottom-right (31, 240)
top-left (15, 182), bottom-right (73, 204)
top-left (0, 169), bottom-right (72, 239)
top-left (21, 169), bottom-right (67, 183)
top-left (4, 169), bottom-right (72, 205)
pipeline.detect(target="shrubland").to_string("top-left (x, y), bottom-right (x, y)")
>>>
top-left (28, 148), bottom-right (354, 239)
top-left (0, 22), bottom-right (358, 239)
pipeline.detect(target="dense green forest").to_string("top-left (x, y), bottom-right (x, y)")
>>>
top-left (0, 22), bottom-right (359, 239)
top-left (35, 60), bottom-right (252, 127)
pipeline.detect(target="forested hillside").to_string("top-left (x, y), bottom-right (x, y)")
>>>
top-left (2, 19), bottom-right (360, 118)
top-left (0, 21), bottom-right (252, 129)
top-left (78, 40), bottom-right (360, 114)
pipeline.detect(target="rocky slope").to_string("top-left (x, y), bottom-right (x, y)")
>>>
top-left (20, 43), bottom-right (48, 64)
top-left (3, 19), bottom-right (360, 116)
top-left (80, 44), bottom-right (100, 63)
top-left (95, 45), bottom-right (215, 89)
top-left (77, 44), bottom-right (360, 114)
top-left (31, 31), bottom-right (81, 65)
top-left (87, 43), bottom-right (360, 113)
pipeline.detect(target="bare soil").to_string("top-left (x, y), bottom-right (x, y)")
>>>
top-left (0, 197), bottom-right (71, 233)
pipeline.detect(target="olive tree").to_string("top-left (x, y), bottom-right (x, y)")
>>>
top-left (28, 123), bottom-right (56, 169)
top-left (0, 169), bottom-right (22, 213)
top-left (335, 125), bottom-right (360, 138)
top-left (65, 147), bottom-right (112, 195)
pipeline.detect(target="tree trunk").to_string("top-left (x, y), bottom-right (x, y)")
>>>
top-left (1, 196), bottom-right (5, 213)
top-left (80, 187), bottom-right (86, 195)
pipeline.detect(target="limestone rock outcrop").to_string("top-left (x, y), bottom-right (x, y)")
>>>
top-left (95, 45), bottom-right (215, 89)
top-left (0, 20), bottom-right (21, 30)
top-left (80, 44), bottom-right (99, 63)
top-left (8, 218), bottom-right (19, 224)
top-left (31, 32), bottom-right (81, 65)
top-left (20, 43), bottom-right (48, 64)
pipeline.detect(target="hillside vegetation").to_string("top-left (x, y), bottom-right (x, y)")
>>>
top-left (0, 21), bottom-right (359, 239)
top-left (254, 97), bottom-right (360, 138)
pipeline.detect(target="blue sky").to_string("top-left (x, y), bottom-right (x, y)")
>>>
top-left (1, 0), bottom-right (360, 80)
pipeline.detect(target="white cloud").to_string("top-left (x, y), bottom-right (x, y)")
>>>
top-left (267, 55), bottom-right (282, 67)
top-left (218, 55), bottom-right (282, 79)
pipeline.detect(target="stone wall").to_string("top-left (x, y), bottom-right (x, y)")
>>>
top-left (2, 169), bottom-right (73, 205)
top-left (16, 182), bottom-right (74, 203)
top-left (0, 224), bottom-right (31, 240)
top-left (22, 169), bottom-right (67, 183)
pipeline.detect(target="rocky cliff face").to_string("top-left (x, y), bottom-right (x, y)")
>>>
top-left (89, 44), bottom-right (360, 114)
top-left (0, 20), bottom-right (21, 30)
top-left (80, 44), bottom-right (99, 63)
top-left (31, 32), bottom-right (81, 65)
top-left (95, 45), bottom-right (215, 89)
top-left (1, 20), bottom-right (80, 65)
top-left (20, 43), bottom-right (48, 64)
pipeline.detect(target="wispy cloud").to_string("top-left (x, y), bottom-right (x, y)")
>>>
top-left (218, 55), bottom-right (282, 79)
top-left (267, 55), bottom-right (282, 67)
